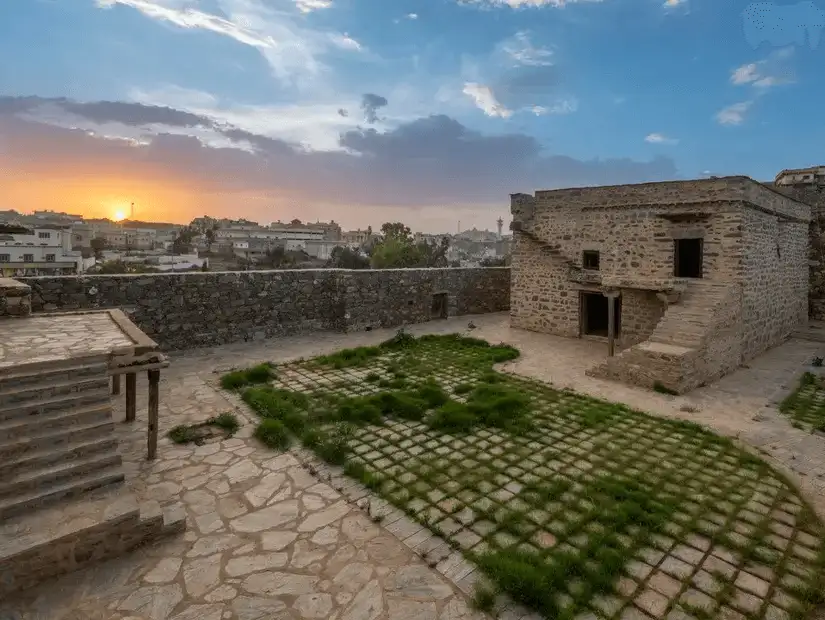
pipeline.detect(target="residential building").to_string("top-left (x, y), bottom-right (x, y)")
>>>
top-left (0, 224), bottom-right (86, 276)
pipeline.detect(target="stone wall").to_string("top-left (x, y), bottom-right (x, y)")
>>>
top-left (20, 268), bottom-right (510, 350)
top-left (740, 208), bottom-right (809, 360)
top-left (0, 278), bottom-right (32, 318)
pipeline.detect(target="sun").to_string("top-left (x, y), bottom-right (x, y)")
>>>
top-left (113, 210), bottom-right (126, 222)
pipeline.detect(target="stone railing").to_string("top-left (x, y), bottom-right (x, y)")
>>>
top-left (19, 268), bottom-right (511, 350)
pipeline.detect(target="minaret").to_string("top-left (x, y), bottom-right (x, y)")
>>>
top-left (496, 217), bottom-right (503, 241)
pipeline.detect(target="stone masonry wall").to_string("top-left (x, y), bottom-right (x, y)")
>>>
top-left (510, 200), bottom-right (746, 341)
top-left (740, 208), bottom-right (809, 360)
top-left (20, 268), bottom-right (510, 350)
top-left (0, 278), bottom-right (32, 318)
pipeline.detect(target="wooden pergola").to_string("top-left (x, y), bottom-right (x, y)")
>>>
top-left (111, 358), bottom-right (169, 460)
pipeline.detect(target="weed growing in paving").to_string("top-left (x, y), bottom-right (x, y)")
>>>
top-left (780, 372), bottom-right (825, 431)
top-left (168, 412), bottom-right (241, 445)
top-left (226, 331), bottom-right (825, 620)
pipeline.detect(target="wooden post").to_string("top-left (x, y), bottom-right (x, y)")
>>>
top-left (147, 369), bottom-right (160, 460)
top-left (125, 373), bottom-right (137, 422)
top-left (607, 292), bottom-right (616, 357)
top-left (112, 374), bottom-right (121, 395)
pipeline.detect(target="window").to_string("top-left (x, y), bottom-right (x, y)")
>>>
top-left (674, 238), bottom-right (703, 278)
top-left (582, 250), bottom-right (600, 270)
top-left (45, 254), bottom-right (56, 262)
top-left (0, 254), bottom-right (9, 262)
top-left (38, 232), bottom-right (51, 239)
top-left (23, 253), bottom-right (34, 262)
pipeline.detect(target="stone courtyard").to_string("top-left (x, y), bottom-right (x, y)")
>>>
top-left (3, 313), bottom-right (825, 620)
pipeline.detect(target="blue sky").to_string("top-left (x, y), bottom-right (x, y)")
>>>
top-left (0, 0), bottom-right (823, 229)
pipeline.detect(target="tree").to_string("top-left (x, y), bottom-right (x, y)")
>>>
top-left (261, 246), bottom-right (290, 269)
top-left (172, 226), bottom-right (197, 254)
top-left (204, 225), bottom-right (218, 253)
top-left (380, 222), bottom-right (412, 243)
top-left (90, 237), bottom-right (107, 260)
top-left (327, 246), bottom-right (370, 269)
top-left (418, 237), bottom-right (450, 267)
top-left (370, 238), bottom-right (425, 268)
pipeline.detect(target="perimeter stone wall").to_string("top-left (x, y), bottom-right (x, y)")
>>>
top-left (19, 268), bottom-right (510, 350)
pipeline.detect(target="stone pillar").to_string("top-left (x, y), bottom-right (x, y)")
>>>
top-left (0, 278), bottom-right (32, 318)
top-left (605, 289), bottom-right (620, 357)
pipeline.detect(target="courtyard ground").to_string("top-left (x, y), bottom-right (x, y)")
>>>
top-left (3, 312), bottom-right (825, 620)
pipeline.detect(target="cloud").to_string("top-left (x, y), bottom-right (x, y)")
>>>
top-left (730, 48), bottom-right (795, 88)
top-left (530, 100), bottom-right (577, 115)
top-left (644, 133), bottom-right (679, 145)
top-left (663, 0), bottom-right (688, 10)
top-left (499, 31), bottom-right (554, 66)
top-left (295, 0), bottom-right (332, 12)
top-left (361, 93), bottom-right (388, 123)
top-left (95, 0), bottom-right (362, 88)
top-left (406, 12), bottom-right (419, 19)
top-left (458, 0), bottom-right (604, 8)
top-left (462, 83), bottom-right (514, 118)
top-left (715, 101), bottom-right (753, 125)
top-left (0, 96), bottom-right (678, 214)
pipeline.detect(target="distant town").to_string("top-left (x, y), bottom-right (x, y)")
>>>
top-left (0, 209), bottom-right (512, 277)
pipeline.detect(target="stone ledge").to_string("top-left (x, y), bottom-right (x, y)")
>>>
top-left (0, 486), bottom-right (186, 596)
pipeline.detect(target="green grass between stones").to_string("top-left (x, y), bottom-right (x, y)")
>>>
top-left (780, 372), bottom-right (825, 431)
top-left (224, 331), bottom-right (825, 620)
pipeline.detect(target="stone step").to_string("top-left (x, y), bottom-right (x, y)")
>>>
top-left (4, 435), bottom-right (119, 479)
top-left (0, 467), bottom-right (125, 522)
top-left (0, 419), bottom-right (115, 462)
top-left (0, 388), bottom-right (110, 422)
top-left (0, 401), bottom-right (113, 443)
top-left (0, 359), bottom-right (109, 390)
top-left (0, 451), bottom-right (123, 502)
top-left (0, 376), bottom-right (110, 408)
top-left (0, 487), bottom-right (186, 596)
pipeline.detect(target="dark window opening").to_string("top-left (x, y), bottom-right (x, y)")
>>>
top-left (431, 293), bottom-right (448, 319)
top-left (581, 292), bottom-right (620, 337)
top-left (582, 250), bottom-right (600, 270)
top-left (674, 238), bottom-right (703, 278)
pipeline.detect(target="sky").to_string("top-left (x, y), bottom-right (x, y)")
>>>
top-left (0, 0), bottom-right (823, 232)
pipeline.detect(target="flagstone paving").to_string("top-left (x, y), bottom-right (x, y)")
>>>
top-left (2, 312), bottom-right (825, 620)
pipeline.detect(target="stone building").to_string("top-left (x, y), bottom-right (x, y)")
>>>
top-left (509, 176), bottom-right (811, 393)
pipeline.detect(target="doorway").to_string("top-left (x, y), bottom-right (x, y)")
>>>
top-left (674, 238), bottom-right (703, 278)
top-left (431, 293), bottom-right (448, 319)
top-left (581, 292), bottom-right (620, 337)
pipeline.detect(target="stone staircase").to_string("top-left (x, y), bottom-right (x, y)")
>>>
top-left (589, 281), bottom-right (741, 393)
top-left (0, 355), bottom-right (125, 521)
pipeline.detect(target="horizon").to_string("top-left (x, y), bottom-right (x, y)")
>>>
top-left (1, 0), bottom-right (824, 232)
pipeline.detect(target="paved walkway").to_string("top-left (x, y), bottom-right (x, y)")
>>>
top-left (4, 312), bottom-right (825, 620)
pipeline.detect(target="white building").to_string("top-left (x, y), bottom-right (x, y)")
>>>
top-left (0, 224), bottom-right (85, 276)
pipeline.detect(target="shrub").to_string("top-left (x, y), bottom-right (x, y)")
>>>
top-left (417, 383), bottom-right (449, 408)
top-left (453, 383), bottom-right (474, 395)
top-left (428, 401), bottom-right (477, 433)
top-left (315, 346), bottom-right (382, 369)
top-left (379, 328), bottom-right (417, 350)
top-left (335, 397), bottom-right (384, 425)
top-left (254, 419), bottom-right (291, 450)
top-left (489, 345), bottom-right (520, 363)
top-left (365, 372), bottom-right (381, 383)
top-left (371, 391), bottom-right (429, 421)
top-left (316, 423), bottom-right (355, 465)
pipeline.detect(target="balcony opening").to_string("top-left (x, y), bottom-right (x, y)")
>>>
top-left (674, 238), bottom-right (703, 278)
top-left (582, 250), bottom-right (600, 271)
top-left (581, 292), bottom-right (620, 337)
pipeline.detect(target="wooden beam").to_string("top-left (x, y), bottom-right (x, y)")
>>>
top-left (112, 374), bottom-right (121, 396)
top-left (147, 369), bottom-right (160, 460)
top-left (125, 373), bottom-right (137, 422)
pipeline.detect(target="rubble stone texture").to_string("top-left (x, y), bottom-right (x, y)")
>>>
top-left (509, 177), bottom-right (812, 393)
top-left (19, 268), bottom-right (510, 350)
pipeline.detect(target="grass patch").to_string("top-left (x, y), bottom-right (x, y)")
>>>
top-left (780, 372), bottom-right (825, 430)
top-left (167, 412), bottom-right (241, 445)
top-left (254, 419), bottom-right (291, 450)
top-left (220, 362), bottom-right (275, 390)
